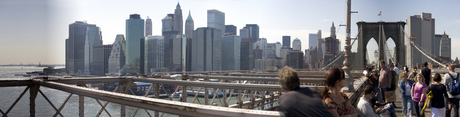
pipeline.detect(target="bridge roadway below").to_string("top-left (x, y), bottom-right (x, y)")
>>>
top-left (0, 70), bottom-right (369, 117)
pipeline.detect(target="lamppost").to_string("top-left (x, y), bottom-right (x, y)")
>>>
top-left (343, 0), bottom-right (358, 92)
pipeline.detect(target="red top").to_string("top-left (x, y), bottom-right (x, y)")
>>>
top-left (324, 92), bottom-right (355, 116)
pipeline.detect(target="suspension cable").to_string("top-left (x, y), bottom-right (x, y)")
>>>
top-left (400, 26), bottom-right (446, 68)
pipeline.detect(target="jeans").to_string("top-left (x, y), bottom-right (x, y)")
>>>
top-left (402, 95), bottom-right (413, 116)
top-left (446, 98), bottom-right (460, 117)
top-left (388, 103), bottom-right (397, 117)
top-left (414, 100), bottom-right (425, 117)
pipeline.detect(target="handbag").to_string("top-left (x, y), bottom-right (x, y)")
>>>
top-left (384, 90), bottom-right (396, 102)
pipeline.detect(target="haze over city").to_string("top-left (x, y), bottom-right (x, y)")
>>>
top-left (1, 0), bottom-right (459, 65)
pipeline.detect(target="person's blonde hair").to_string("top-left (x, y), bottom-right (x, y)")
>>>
top-left (414, 73), bottom-right (425, 83)
top-left (278, 66), bottom-right (300, 91)
top-left (400, 72), bottom-right (408, 78)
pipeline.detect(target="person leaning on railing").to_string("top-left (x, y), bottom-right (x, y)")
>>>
top-left (321, 68), bottom-right (357, 117)
top-left (277, 66), bottom-right (333, 117)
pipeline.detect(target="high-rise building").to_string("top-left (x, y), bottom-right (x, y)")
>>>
top-left (125, 14), bottom-right (145, 75)
top-left (280, 47), bottom-right (293, 67)
top-left (191, 27), bottom-right (222, 71)
top-left (434, 34), bottom-right (442, 57)
top-left (317, 30), bottom-right (324, 62)
top-left (185, 10), bottom-right (194, 39)
top-left (240, 28), bottom-right (250, 39)
top-left (222, 35), bottom-right (241, 71)
top-left (144, 36), bottom-right (164, 74)
top-left (266, 43), bottom-right (277, 59)
top-left (440, 32), bottom-right (451, 59)
top-left (406, 13), bottom-right (435, 67)
top-left (162, 13), bottom-right (179, 72)
top-left (282, 36), bottom-right (291, 48)
top-left (66, 21), bottom-right (98, 75)
top-left (254, 38), bottom-right (267, 58)
top-left (162, 14), bottom-right (174, 32)
top-left (255, 59), bottom-right (276, 71)
top-left (173, 3), bottom-right (183, 34)
top-left (275, 42), bottom-right (282, 58)
top-left (83, 26), bottom-right (102, 75)
top-left (108, 35), bottom-right (126, 76)
top-left (92, 45), bottom-right (112, 76)
top-left (225, 25), bottom-right (237, 35)
top-left (253, 46), bottom-right (263, 60)
top-left (292, 38), bottom-right (301, 51)
top-left (286, 50), bottom-right (304, 69)
top-left (244, 24), bottom-right (259, 43)
top-left (309, 33), bottom-right (317, 49)
top-left (207, 10), bottom-right (225, 35)
top-left (240, 38), bottom-right (254, 70)
top-left (145, 17), bottom-right (152, 36)
top-left (330, 22), bottom-right (336, 38)
top-left (169, 34), bottom-right (186, 72)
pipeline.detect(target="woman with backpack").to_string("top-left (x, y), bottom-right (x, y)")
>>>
top-left (412, 73), bottom-right (428, 117)
top-left (399, 72), bottom-right (414, 117)
top-left (425, 73), bottom-right (450, 117)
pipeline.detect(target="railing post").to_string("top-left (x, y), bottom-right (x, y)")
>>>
top-left (204, 79), bottom-right (209, 105)
top-left (261, 91), bottom-right (266, 110)
top-left (181, 77), bottom-right (187, 103)
top-left (250, 90), bottom-right (255, 109)
top-left (270, 91), bottom-right (274, 108)
top-left (154, 83), bottom-right (160, 117)
top-left (238, 89), bottom-right (242, 108)
top-left (29, 84), bottom-right (39, 117)
top-left (78, 84), bottom-right (85, 117)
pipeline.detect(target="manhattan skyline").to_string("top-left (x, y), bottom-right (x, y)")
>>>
top-left (1, 0), bottom-right (460, 65)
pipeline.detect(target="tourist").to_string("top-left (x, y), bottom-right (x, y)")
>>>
top-left (394, 64), bottom-right (400, 75)
top-left (421, 62), bottom-right (432, 86)
top-left (404, 65), bottom-right (409, 73)
top-left (357, 86), bottom-right (396, 117)
top-left (366, 67), bottom-right (379, 96)
top-left (321, 68), bottom-right (357, 117)
top-left (399, 72), bottom-right (414, 117)
top-left (378, 60), bottom-right (392, 102)
top-left (412, 73), bottom-right (428, 117)
top-left (443, 64), bottom-right (460, 117)
top-left (277, 66), bottom-right (333, 117)
top-left (426, 73), bottom-right (450, 117)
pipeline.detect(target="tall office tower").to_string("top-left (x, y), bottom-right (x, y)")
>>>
top-left (254, 38), bottom-right (267, 58)
top-left (440, 32), bottom-right (451, 59)
top-left (324, 37), bottom-right (340, 64)
top-left (222, 35), bottom-right (241, 71)
top-left (266, 43), bottom-right (277, 59)
top-left (225, 25), bottom-right (237, 35)
top-left (108, 35), bottom-right (126, 76)
top-left (83, 26), bottom-right (102, 75)
top-left (280, 47), bottom-right (293, 67)
top-left (144, 36), bottom-right (164, 74)
top-left (286, 50), bottom-right (304, 69)
top-left (292, 38), bottom-right (301, 51)
top-left (207, 10), bottom-right (225, 35)
top-left (244, 24), bottom-right (259, 43)
top-left (275, 42), bottom-right (282, 57)
top-left (282, 36), bottom-right (291, 48)
top-left (145, 17), bottom-right (152, 36)
top-left (185, 10), bottom-right (194, 39)
top-left (255, 59), bottom-right (276, 70)
top-left (66, 21), bottom-right (97, 75)
top-left (162, 14), bottom-right (179, 71)
top-left (191, 27), bottom-right (222, 71)
top-left (254, 46), bottom-right (263, 60)
top-left (434, 34), bottom-right (442, 57)
top-left (406, 13), bottom-right (435, 67)
top-left (309, 33), bottom-right (318, 49)
top-left (317, 30), bottom-right (323, 61)
top-left (240, 28), bottom-right (250, 39)
top-left (330, 22), bottom-right (336, 38)
top-left (169, 34), bottom-right (186, 72)
top-left (92, 45), bottom-right (112, 76)
top-left (173, 3), bottom-right (183, 34)
top-left (125, 14), bottom-right (145, 75)
top-left (240, 38), bottom-right (254, 70)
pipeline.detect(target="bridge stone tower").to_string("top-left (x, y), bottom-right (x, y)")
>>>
top-left (356, 21), bottom-right (406, 70)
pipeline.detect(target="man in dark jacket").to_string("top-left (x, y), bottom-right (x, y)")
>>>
top-left (421, 62), bottom-right (431, 85)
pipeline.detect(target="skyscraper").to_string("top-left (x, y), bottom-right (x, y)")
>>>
top-left (309, 33), bottom-right (317, 49)
top-left (434, 34), bottom-right (442, 57)
top-left (145, 17), bottom-right (152, 36)
top-left (286, 50), bottom-right (304, 69)
top-left (207, 10), bottom-right (225, 35)
top-left (222, 35), bottom-right (241, 71)
top-left (108, 35), bottom-right (126, 76)
top-left (240, 38), bottom-right (254, 70)
top-left (162, 14), bottom-right (174, 32)
top-left (225, 25), bottom-right (237, 35)
top-left (173, 3), bottom-right (183, 34)
top-left (170, 34), bottom-right (186, 72)
top-left (317, 30), bottom-right (324, 61)
top-left (185, 10), bottom-right (194, 39)
top-left (125, 14), bottom-right (145, 75)
top-left (292, 38), bottom-right (301, 51)
top-left (83, 26), bottom-right (102, 75)
top-left (440, 32), bottom-right (451, 59)
top-left (244, 24), bottom-right (259, 43)
top-left (406, 13), bottom-right (435, 66)
top-left (144, 36), bottom-right (164, 73)
top-left (266, 43), bottom-right (277, 59)
top-left (240, 28), bottom-right (250, 39)
top-left (330, 22), bottom-right (336, 38)
top-left (254, 38), bottom-right (267, 58)
top-left (66, 21), bottom-right (97, 75)
top-left (282, 36), bottom-right (291, 48)
top-left (92, 45), bottom-right (112, 76)
top-left (275, 42), bottom-right (282, 57)
top-left (191, 27), bottom-right (222, 71)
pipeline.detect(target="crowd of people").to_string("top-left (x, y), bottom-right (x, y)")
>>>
top-left (276, 61), bottom-right (459, 117)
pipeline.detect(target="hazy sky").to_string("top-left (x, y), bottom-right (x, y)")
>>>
top-left (1, 0), bottom-right (459, 65)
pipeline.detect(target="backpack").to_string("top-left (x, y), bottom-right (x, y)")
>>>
top-left (448, 72), bottom-right (460, 95)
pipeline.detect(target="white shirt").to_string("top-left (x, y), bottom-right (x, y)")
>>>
top-left (405, 82), bottom-right (411, 96)
top-left (357, 97), bottom-right (380, 117)
top-left (393, 67), bottom-right (400, 75)
top-left (442, 72), bottom-right (460, 98)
